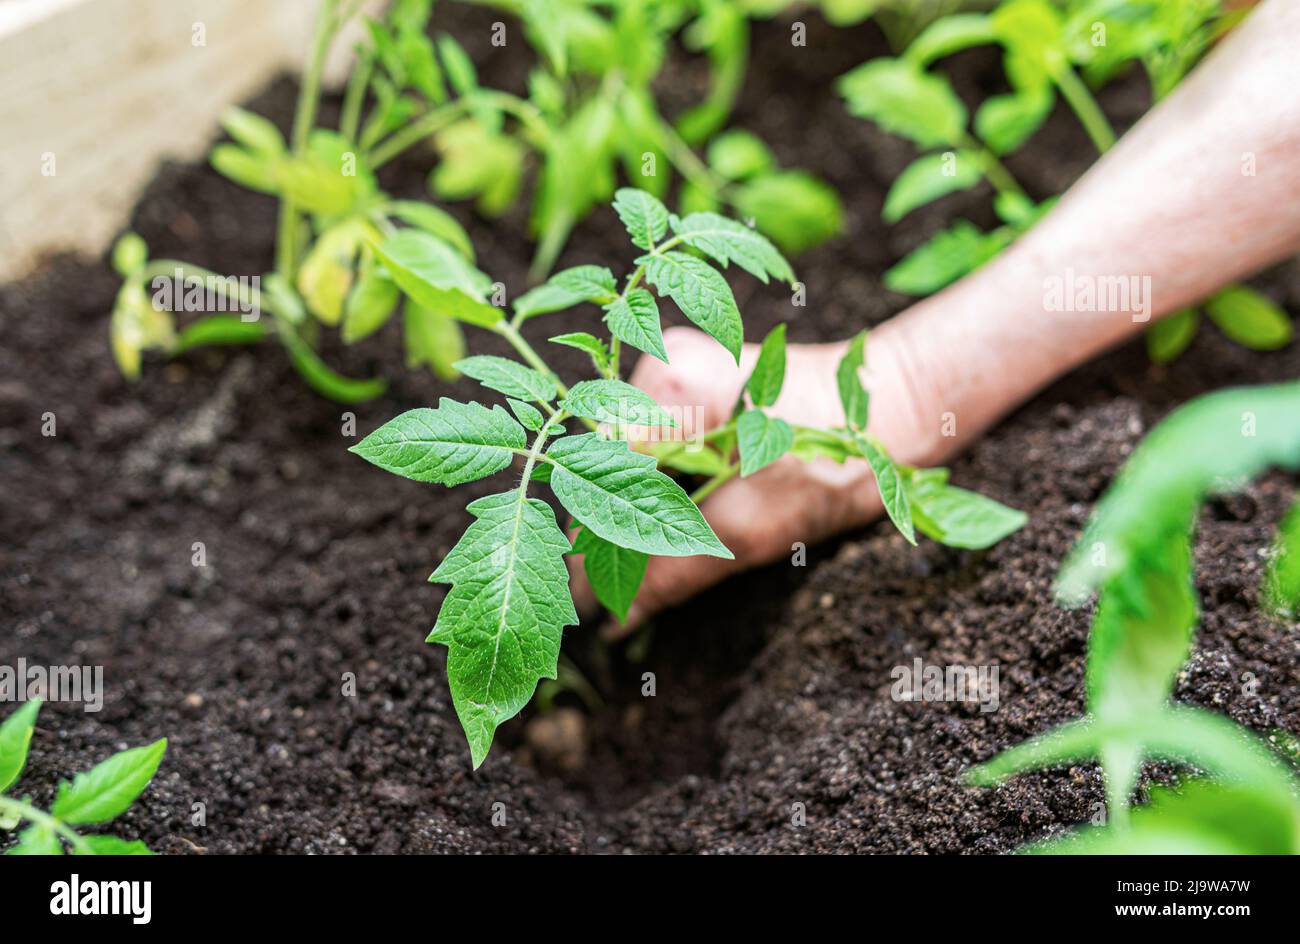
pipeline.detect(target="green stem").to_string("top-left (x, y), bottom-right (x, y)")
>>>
top-left (368, 100), bottom-right (467, 169)
top-left (495, 321), bottom-right (569, 398)
top-left (657, 116), bottom-right (731, 200)
top-left (690, 464), bottom-right (738, 503)
top-left (529, 211), bottom-right (575, 284)
top-left (276, 0), bottom-right (340, 282)
top-left (1054, 65), bottom-right (1117, 154)
top-left (960, 135), bottom-right (1029, 201)
top-left (0, 796), bottom-right (92, 854)
top-left (340, 54), bottom-right (372, 143)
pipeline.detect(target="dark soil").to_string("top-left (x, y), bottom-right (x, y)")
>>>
top-left (2, 9), bottom-right (1298, 854)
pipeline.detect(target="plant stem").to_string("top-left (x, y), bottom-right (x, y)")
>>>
top-left (960, 135), bottom-right (1029, 201)
top-left (495, 321), bottom-right (569, 398)
top-left (656, 116), bottom-right (731, 200)
top-left (276, 0), bottom-right (340, 282)
top-left (368, 100), bottom-right (467, 169)
top-left (690, 464), bottom-right (738, 503)
top-left (1054, 66), bottom-right (1117, 154)
top-left (0, 796), bottom-right (91, 854)
top-left (340, 54), bottom-right (372, 143)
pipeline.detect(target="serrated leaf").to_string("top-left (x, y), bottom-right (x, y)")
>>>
top-left (372, 230), bottom-right (502, 327)
top-left (561, 380), bottom-right (677, 428)
top-left (737, 411), bottom-right (794, 477)
top-left (547, 434), bottom-right (731, 558)
top-left (1146, 307), bottom-right (1199, 365)
top-left (0, 699), bottom-right (40, 793)
top-left (1204, 285), bottom-right (1293, 350)
top-left (747, 324), bottom-right (787, 407)
top-left (573, 527), bottom-right (648, 623)
top-left (885, 220), bottom-right (1012, 295)
top-left (429, 491), bottom-right (577, 768)
top-left (507, 399), bottom-right (544, 431)
top-left (350, 399), bottom-right (525, 485)
top-left (549, 332), bottom-right (610, 371)
top-left (837, 57), bottom-right (967, 149)
top-left (882, 151), bottom-right (984, 223)
top-left (854, 435), bottom-right (915, 544)
top-left (905, 474), bottom-right (1027, 549)
top-left (513, 265), bottom-right (618, 320)
top-left (454, 355), bottom-right (557, 403)
top-left (836, 331), bottom-right (869, 431)
top-left (613, 187), bottom-right (670, 250)
top-left (604, 289), bottom-right (667, 363)
top-left (50, 739), bottom-right (167, 825)
top-left (669, 212), bottom-right (794, 285)
top-left (641, 251), bottom-right (743, 362)
top-left (75, 835), bottom-right (154, 856)
top-left (7, 825), bottom-right (63, 855)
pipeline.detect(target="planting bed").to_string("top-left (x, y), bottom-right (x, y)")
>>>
top-left (2, 10), bottom-right (1298, 854)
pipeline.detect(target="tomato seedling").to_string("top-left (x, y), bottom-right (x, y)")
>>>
top-left (352, 188), bottom-right (1026, 766)
top-left (0, 700), bottom-right (167, 855)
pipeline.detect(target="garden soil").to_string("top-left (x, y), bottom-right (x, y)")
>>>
top-left (2, 9), bottom-right (1298, 853)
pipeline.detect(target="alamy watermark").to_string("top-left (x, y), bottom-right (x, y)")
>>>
top-left (1, 659), bottom-right (103, 712)
top-left (890, 658), bottom-right (999, 713)
top-left (1043, 268), bottom-right (1152, 322)
top-left (151, 269), bottom-right (261, 321)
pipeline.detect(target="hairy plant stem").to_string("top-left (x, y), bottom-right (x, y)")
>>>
top-left (0, 796), bottom-right (91, 854)
top-left (1054, 65), bottom-right (1117, 153)
top-left (494, 321), bottom-right (569, 398)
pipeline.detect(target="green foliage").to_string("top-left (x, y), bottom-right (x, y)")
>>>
top-left (968, 382), bottom-right (1300, 852)
top-left (354, 193), bottom-right (1025, 766)
top-left (0, 701), bottom-right (166, 856)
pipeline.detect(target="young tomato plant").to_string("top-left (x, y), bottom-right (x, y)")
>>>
top-left (0, 700), bottom-right (167, 856)
top-left (967, 381), bottom-right (1300, 853)
top-left (836, 0), bottom-right (1292, 361)
top-left (352, 187), bottom-right (1026, 767)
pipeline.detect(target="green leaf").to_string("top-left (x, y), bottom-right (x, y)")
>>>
top-left (669, 212), bottom-right (795, 285)
top-left (372, 230), bottom-right (502, 327)
top-left (573, 527), bottom-right (648, 623)
top-left (836, 330), bottom-right (869, 431)
top-left (7, 825), bottom-right (63, 855)
top-left (1204, 285), bottom-right (1293, 350)
top-left (436, 34), bottom-right (478, 94)
top-left (1146, 307), bottom-right (1199, 365)
top-left (905, 474), bottom-right (1027, 549)
top-left (991, 0), bottom-right (1065, 89)
top-left (173, 316), bottom-right (269, 354)
top-left (404, 302), bottom-right (464, 380)
top-left (1265, 497), bottom-right (1300, 618)
top-left (430, 119), bottom-right (525, 217)
top-left (737, 411), bottom-right (794, 477)
top-left (342, 267), bottom-right (400, 343)
top-left (974, 86), bottom-right (1054, 155)
top-left (837, 57), bottom-right (968, 149)
top-left (854, 435), bottom-right (915, 544)
top-left (219, 106), bottom-right (284, 155)
top-left (730, 171), bottom-right (844, 255)
top-left (561, 380), bottom-right (677, 428)
top-left (507, 399), bottom-right (544, 432)
top-left (209, 144), bottom-right (279, 194)
top-left (641, 251), bottom-right (743, 363)
top-left (746, 324), bottom-right (786, 407)
top-left (513, 265), bottom-right (618, 320)
top-left (350, 398), bottom-right (526, 485)
top-left (613, 187), bottom-right (670, 250)
top-left (111, 233), bottom-right (147, 277)
top-left (549, 332), bottom-right (610, 372)
top-left (387, 201), bottom-right (475, 261)
top-left (454, 355), bottom-right (557, 403)
top-left (642, 440), bottom-right (732, 476)
top-left (1029, 781), bottom-right (1300, 856)
top-left (0, 699), bottom-right (40, 793)
top-left (882, 151), bottom-right (984, 223)
top-left (75, 835), bottom-right (154, 856)
top-left (429, 490), bottom-right (577, 768)
top-left (790, 426), bottom-right (857, 464)
top-left (546, 434), bottom-right (732, 558)
top-left (707, 129), bottom-right (774, 181)
top-left (885, 220), bottom-right (1012, 295)
top-left (905, 13), bottom-right (997, 66)
top-left (604, 289), bottom-right (667, 363)
top-left (297, 221), bottom-right (370, 325)
top-left (51, 738), bottom-right (167, 825)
